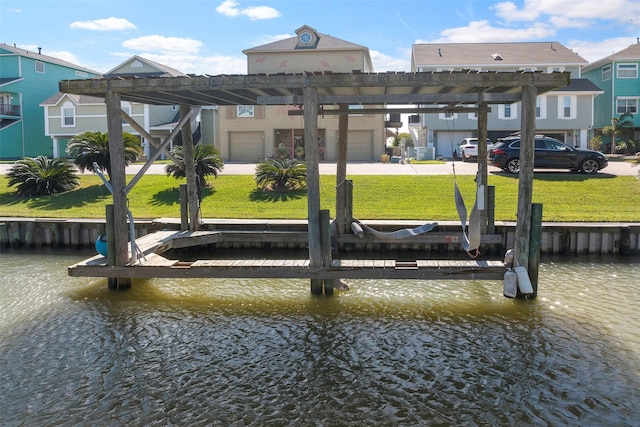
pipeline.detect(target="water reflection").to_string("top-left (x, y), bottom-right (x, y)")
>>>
top-left (1, 250), bottom-right (639, 426)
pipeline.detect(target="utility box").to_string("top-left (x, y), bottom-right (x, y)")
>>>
top-left (414, 146), bottom-right (435, 160)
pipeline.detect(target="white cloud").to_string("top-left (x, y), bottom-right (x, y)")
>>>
top-left (493, 0), bottom-right (640, 24)
top-left (370, 50), bottom-right (411, 72)
top-left (130, 53), bottom-right (247, 75)
top-left (256, 33), bottom-right (293, 45)
top-left (122, 35), bottom-right (202, 55)
top-left (567, 37), bottom-right (640, 63)
top-left (70, 17), bottom-right (136, 31)
top-left (16, 44), bottom-right (81, 64)
top-left (423, 20), bottom-right (555, 43)
top-left (216, 0), bottom-right (280, 20)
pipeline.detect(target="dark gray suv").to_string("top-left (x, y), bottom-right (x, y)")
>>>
top-left (490, 136), bottom-right (608, 174)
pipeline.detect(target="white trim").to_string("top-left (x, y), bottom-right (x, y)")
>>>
top-left (61, 101), bottom-right (75, 127)
top-left (617, 63), bottom-right (638, 79)
top-left (557, 95), bottom-right (577, 119)
top-left (498, 103), bottom-right (518, 120)
top-left (536, 95), bottom-right (547, 119)
top-left (602, 64), bottom-right (612, 81)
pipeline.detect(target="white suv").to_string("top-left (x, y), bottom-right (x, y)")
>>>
top-left (458, 138), bottom-right (493, 161)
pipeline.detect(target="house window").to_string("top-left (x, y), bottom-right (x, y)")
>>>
top-left (61, 101), bottom-right (75, 127)
top-left (536, 96), bottom-right (547, 119)
top-left (557, 95), bottom-right (576, 119)
top-left (602, 64), bottom-right (611, 81)
top-left (237, 105), bottom-right (254, 118)
top-left (616, 97), bottom-right (638, 115)
top-left (617, 63), bottom-right (638, 78)
top-left (498, 103), bottom-right (517, 120)
top-left (35, 61), bottom-right (45, 73)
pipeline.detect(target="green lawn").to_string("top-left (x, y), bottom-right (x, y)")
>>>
top-left (1, 173), bottom-right (639, 222)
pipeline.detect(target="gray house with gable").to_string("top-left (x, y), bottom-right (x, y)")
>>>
top-left (410, 42), bottom-right (603, 158)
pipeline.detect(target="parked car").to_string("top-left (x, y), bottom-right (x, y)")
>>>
top-left (458, 138), bottom-right (493, 161)
top-left (489, 136), bottom-right (608, 174)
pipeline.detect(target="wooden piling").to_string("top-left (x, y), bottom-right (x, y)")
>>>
top-left (180, 184), bottom-right (189, 231)
top-left (105, 204), bottom-right (117, 290)
top-left (320, 209), bottom-right (333, 295)
top-left (0, 223), bottom-right (8, 247)
top-left (9, 222), bottom-right (21, 247)
top-left (527, 203), bottom-right (543, 298)
top-left (70, 222), bottom-right (81, 248)
top-left (24, 221), bottom-right (36, 247)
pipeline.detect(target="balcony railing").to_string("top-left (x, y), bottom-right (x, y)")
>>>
top-left (0, 103), bottom-right (21, 117)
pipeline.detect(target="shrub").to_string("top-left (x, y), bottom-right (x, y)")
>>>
top-left (66, 131), bottom-right (142, 178)
top-left (254, 158), bottom-right (306, 191)
top-left (7, 156), bottom-right (79, 197)
top-left (165, 144), bottom-right (224, 188)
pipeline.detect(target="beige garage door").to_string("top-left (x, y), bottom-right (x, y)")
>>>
top-left (230, 132), bottom-right (264, 162)
top-left (347, 130), bottom-right (374, 161)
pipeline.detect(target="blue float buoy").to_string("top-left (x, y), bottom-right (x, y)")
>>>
top-left (95, 234), bottom-right (108, 256)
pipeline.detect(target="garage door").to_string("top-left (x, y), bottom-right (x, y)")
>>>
top-left (347, 130), bottom-right (374, 161)
top-left (230, 131), bottom-right (264, 162)
top-left (437, 131), bottom-right (469, 158)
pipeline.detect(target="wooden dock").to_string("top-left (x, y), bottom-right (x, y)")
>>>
top-left (68, 229), bottom-right (506, 281)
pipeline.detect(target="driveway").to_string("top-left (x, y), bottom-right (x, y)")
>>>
top-left (0, 159), bottom-right (638, 176)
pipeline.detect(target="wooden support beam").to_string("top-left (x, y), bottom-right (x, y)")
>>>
top-left (120, 109), bottom-right (181, 165)
top-left (180, 104), bottom-right (200, 232)
top-left (514, 85), bottom-right (537, 269)
top-left (335, 103), bottom-right (349, 235)
top-left (105, 90), bottom-right (131, 289)
top-left (477, 93), bottom-right (489, 234)
top-left (288, 106), bottom-right (494, 115)
top-left (304, 87), bottom-right (322, 269)
top-left (528, 203), bottom-right (543, 298)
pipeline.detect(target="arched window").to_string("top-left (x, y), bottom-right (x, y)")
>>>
top-left (61, 101), bottom-right (75, 127)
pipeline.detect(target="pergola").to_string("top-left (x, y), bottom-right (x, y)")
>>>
top-left (60, 70), bottom-right (570, 289)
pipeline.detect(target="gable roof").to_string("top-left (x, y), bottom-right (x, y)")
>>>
top-left (104, 55), bottom-right (187, 77)
top-left (0, 43), bottom-right (101, 75)
top-left (243, 31), bottom-right (369, 54)
top-left (40, 92), bottom-right (105, 106)
top-left (412, 42), bottom-right (587, 69)
top-left (582, 41), bottom-right (640, 72)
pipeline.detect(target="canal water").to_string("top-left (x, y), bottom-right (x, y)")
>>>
top-left (1, 249), bottom-right (639, 426)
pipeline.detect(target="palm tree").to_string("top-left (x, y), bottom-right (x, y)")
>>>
top-left (66, 131), bottom-right (142, 177)
top-left (165, 144), bottom-right (224, 188)
top-left (7, 156), bottom-right (79, 197)
top-left (602, 113), bottom-right (635, 154)
top-left (254, 158), bottom-right (307, 191)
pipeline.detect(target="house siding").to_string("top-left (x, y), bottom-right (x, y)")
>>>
top-left (412, 42), bottom-right (598, 155)
top-left (0, 45), bottom-right (100, 159)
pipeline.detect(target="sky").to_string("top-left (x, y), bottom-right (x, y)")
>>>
top-left (2, 0), bottom-right (639, 76)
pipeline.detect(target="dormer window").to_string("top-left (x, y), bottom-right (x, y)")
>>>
top-left (295, 25), bottom-right (319, 49)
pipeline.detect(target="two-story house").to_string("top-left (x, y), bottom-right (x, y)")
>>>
top-left (0, 43), bottom-right (101, 160)
top-left (582, 40), bottom-right (640, 151)
top-left (214, 25), bottom-right (384, 162)
top-left (410, 42), bottom-right (602, 158)
top-left (41, 55), bottom-right (202, 160)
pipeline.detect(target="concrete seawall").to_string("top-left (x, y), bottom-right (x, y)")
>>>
top-left (1, 217), bottom-right (638, 256)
